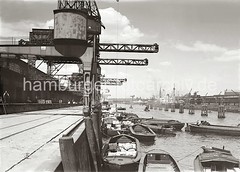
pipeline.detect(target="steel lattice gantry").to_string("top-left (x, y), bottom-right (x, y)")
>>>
top-left (98, 43), bottom-right (159, 53)
top-left (98, 58), bottom-right (148, 66)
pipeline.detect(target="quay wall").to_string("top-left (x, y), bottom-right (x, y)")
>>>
top-left (56, 124), bottom-right (93, 172)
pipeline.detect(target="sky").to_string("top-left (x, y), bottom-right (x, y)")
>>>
top-left (0, 0), bottom-right (239, 98)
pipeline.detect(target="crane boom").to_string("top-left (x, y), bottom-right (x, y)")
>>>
top-left (98, 43), bottom-right (158, 53)
top-left (98, 58), bottom-right (148, 66)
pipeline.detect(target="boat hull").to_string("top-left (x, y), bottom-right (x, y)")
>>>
top-left (138, 149), bottom-right (181, 172)
top-left (141, 119), bottom-right (185, 131)
top-left (104, 129), bottom-right (128, 137)
top-left (130, 133), bottom-right (155, 142)
top-left (194, 147), bottom-right (240, 172)
top-left (129, 124), bottom-right (156, 142)
top-left (102, 134), bottom-right (142, 171)
top-left (145, 124), bottom-right (176, 136)
top-left (103, 161), bottom-right (139, 171)
top-left (189, 124), bottom-right (240, 136)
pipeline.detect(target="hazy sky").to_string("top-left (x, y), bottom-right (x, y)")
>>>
top-left (0, 0), bottom-right (239, 98)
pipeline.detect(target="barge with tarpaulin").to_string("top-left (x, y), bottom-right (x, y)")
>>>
top-left (194, 146), bottom-right (240, 172)
top-left (188, 121), bottom-right (240, 136)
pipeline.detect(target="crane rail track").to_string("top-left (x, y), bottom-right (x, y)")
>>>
top-left (0, 115), bottom-right (29, 120)
top-left (5, 118), bottom-right (84, 172)
top-left (0, 115), bottom-right (59, 130)
top-left (0, 115), bottom-right (68, 140)
top-left (0, 113), bottom-right (57, 119)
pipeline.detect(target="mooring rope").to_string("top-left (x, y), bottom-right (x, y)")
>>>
top-left (176, 148), bottom-right (201, 162)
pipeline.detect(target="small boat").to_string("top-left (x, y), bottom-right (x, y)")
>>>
top-left (122, 112), bottom-right (139, 120)
top-left (144, 124), bottom-right (176, 136)
top-left (102, 134), bottom-right (141, 171)
top-left (117, 107), bottom-right (126, 110)
top-left (102, 106), bottom-right (111, 111)
top-left (188, 121), bottom-right (240, 136)
top-left (138, 149), bottom-right (181, 172)
top-left (140, 118), bottom-right (185, 131)
top-left (144, 106), bottom-right (150, 112)
top-left (129, 124), bottom-right (156, 142)
top-left (102, 117), bottom-right (128, 137)
top-left (194, 146), bottom-right (240, 172)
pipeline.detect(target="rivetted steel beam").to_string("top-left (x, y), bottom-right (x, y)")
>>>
top-left (0, 45), bottom-right (64, 58)
top-left (0, 45), bottom-right (86, 64)
top-left (98, 43), bottom-right (159, 53)
top-left (98, 58), bottom-right (148, 66)
top-left (0, 43), bottom-right (159, 54)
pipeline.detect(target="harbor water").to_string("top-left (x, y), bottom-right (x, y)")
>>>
top-left (121, 104), bottom-right (240, 171)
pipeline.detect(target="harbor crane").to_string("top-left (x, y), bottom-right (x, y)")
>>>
top-left (0, 1), bottom-right (159, 171)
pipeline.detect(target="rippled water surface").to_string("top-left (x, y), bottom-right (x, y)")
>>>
top-left (120, 104), bottom-right (240, 171)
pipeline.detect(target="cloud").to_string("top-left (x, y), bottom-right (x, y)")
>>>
top-left (146, 68), bottom-right (161, 73)
top-left (159, 61), bottom-right (171, 66)
top-left (175, 41), bottom-right (227, 53)
top-left (174, 41), bottom-right (239, 62)
top-left (1, 7), bottom-right (143, 44)
top-left (0, 19), bottom-right (53, 40)
top-left (99, 8), bottom-right (144, 43)
top-left (44, 19), bottom-right (54, 29)
top-left (214, 49), bottom-right (240, 62)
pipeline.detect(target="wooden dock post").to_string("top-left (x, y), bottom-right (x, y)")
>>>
top-left (164, 104), bottom-right (169, 111)
top-left (97, 106), bottom-right (103, 151)
top-left (85, 117), bottom-right (99, 172)
top-left (159, 104), bottom-right (162, 110)
top-left (218, 105), bottom-right (226, 118)
top-left (188, 104), bottom-right (195, 114)
top-left (59, 136), bottom-right (78, 172)
top-left (150, 104), bottom-right (153, 109)
top-left (201, 104), bottom-right (208, 116)
top-left (171, 103), bottom-right (175, 112)
top-left (92, 111), bottom-right (101, 153)
top-left (179, 103), bottom-right (184, 113)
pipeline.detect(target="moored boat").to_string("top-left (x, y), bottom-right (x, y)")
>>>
top-left (102, 134), bottom-right (141, 171)
top-left (129, 123), bottom-right (156, 142)
top-left (102, 117), bottom-right (130, 137)
top-left (122, 112), bottom-right (139, 120)
top-left (140, 118), bottom-right (185, 131)
top-left (138, 149), bottom-right (181, 172)
top-left (144, 124), bottom-right (176, 136)
top-left (194, 146), bottom-right (240, 172)
top-left (188, 121), bottom-right (240, 136)
top-left (117, 107), bottom-right (126, 110)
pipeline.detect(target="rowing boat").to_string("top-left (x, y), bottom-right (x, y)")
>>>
top-left (129, 124), bottom-right (156, 142)
top-left (102, 134), bottom-right (141, 171)
top-left (138, 149), bottom-right (181, 172)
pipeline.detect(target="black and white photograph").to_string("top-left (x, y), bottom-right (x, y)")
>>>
top-left (0, 0), bottom-right (240, 171)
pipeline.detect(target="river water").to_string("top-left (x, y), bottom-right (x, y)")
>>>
top-left (120, 104), bottom-right (240, 171)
